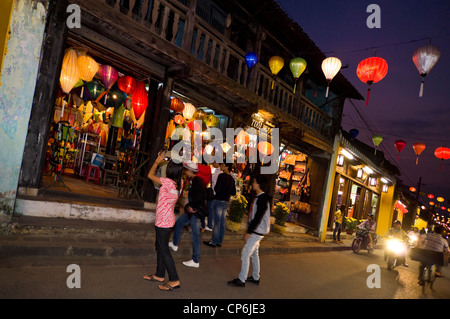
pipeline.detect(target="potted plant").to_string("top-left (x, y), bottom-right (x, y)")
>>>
top-left (226, 194), bottom-right (248, 232)
top-left (272, 202), bottom-right (290, 235)
top-left (343, 216), bottom-right (357, 235)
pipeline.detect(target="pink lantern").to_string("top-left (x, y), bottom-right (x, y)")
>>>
top-left (98, 65), bottom-right (119, 90)
top-left (394, 140), bottom-right (407, 159)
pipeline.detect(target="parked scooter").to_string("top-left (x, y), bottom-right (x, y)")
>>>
top-left (352, 229), bottom-right (378, 254)
top-left (384, 236), bottom-right (409, 270)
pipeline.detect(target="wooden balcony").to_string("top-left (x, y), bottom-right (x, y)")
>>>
top-left (73, 0), bottom-right (336, 148)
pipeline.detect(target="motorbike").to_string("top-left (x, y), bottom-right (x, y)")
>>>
top-left (407, 233), bottom-right (419, 247)
top-left (384, 236), bottom-right (408, 270)
top-left (352, 229), bottom-right (377, 254)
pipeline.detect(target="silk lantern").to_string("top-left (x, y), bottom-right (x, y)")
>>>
top-left (131, 82), bottom-right (148, 120)
top-left (170, 98), bottom-right (185, 113)
top-left (182, 103), bottom-right (196, 120)
top-left (434, 147), bottom-right (450, 171)
top-left (77, 54), bottom-right (99, 82)
top-left (372, 134), bottom-right (383, 154)
top-left (321, 57), bottom-right (342, 98)
top-left (235, 130), bottom-right (249, 145)
top-left (245, 52), bottom-right (258, 69)
top-left (204, 114), bottom-right (219, 127)
top-left (257, 141), bottom-right (274, 156)
top-left (85, 79), bottom-right (105, 101)
top-left (412, 44), bottom-right (441, 97)
top-left (60, 48), bottom-right (80, 94)
top-left (188, 120), bottom-right (201, 131)
top-left (394, 140), bottom-right (407, 159)
top-left (356, 57), bottom-right (388, 106)
top-left (349, 129), bottom-right (359, 139)
top-left (269, 56), bottom-right (284, 89)
top-left (194, 109), bottom-right (207, 121)
top-left (98, 65), bottom-right (119, 90)
top-left (117, 76), bottom-right (137, 95)
top-left (289, 57), bottom-right (307, 94)
top-left (173, 113), bottom-right (185, 125)
top-left (413, 142), bottom-right (426, 164)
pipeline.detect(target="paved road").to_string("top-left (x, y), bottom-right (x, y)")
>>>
top-left (1, 249), bottom-right (449, 300)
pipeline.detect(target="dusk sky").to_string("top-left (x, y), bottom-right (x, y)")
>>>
top-left (278, 0), bottom-right (450, 213)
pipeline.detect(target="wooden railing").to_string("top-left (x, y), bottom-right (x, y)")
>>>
top-left (103, 0), bottom-right (332, 138)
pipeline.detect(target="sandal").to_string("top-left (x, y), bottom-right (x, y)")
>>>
top-left (159, 282), bottom-right (181, 291)
top-left (143, 274), bottom-right (164, 283)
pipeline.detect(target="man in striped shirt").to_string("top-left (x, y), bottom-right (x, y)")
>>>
top-left (417, 225), bottom-right (448, 280)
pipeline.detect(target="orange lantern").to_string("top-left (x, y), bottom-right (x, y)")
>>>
top-left (434, 147), bottom-right (450, 171)
top-left (235, 130), bottom-right (249, 146)
top-left (170, 98), bottom-right (185, 113)
top-left (356, 57), bottom-right (388, 106)
top-left (257, 141), bottom-right (274, 156)
top-left (413, 142), bottom-right (426, 165)
top-left (131, 82), bottom-right (148, 120)
top-left (173, 113), bottom-right (185, 125)
top-left (60, 48), bottom-right (80, 94)
top-left (77, 53), bottom-right (99, 82)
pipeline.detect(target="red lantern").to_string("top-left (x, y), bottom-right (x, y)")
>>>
top-left (412, 142), bottom-right (426, 165)
top-left (394, 140), bottom-right (406, 159)
top-left (170, 98), bottom-right (185, 113)
top-left (427, 194), bottom-right (434, 199)
top-left (434, 147), bottom-right (450, 171)
top-left (117, 76), bottom-right (137, 95)
top-left (257, 141), bottom-right (274, 156)
top-left (356, 57), bottom-right (388, 106)
top-left (173, 113), bottom-right (185, 125)
top-left (187, 120), bottom-right (201, 131)
top-left (131, 82), bottom-right (148, 120)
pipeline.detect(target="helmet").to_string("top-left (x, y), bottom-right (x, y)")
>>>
top-left (393, 220), bottom-right (401, 225)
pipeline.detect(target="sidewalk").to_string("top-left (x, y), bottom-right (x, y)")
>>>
top-left (0, 215), bottom-right (354, 267)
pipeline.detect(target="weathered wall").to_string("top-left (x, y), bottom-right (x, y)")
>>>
top-left (0, 0), bottom-right (48, 223)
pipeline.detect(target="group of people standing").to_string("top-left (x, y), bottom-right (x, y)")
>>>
top-left (144, 152), bottom-right (272, 291)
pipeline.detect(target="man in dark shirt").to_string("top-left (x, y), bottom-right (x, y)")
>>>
top-left (203, 162), bottom-right (236, 247)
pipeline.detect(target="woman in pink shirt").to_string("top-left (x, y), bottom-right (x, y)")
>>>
top-left (144, 153), bottom-right (183, 291)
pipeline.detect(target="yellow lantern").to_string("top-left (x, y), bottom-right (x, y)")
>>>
top-left (437, 197), bottom-right (444, 203)
top-left (321, 57), bottom-right (342, 98)
top-left (268, 56), bottom-right (284, 89)
top-left (60, 48), bottom-right (80, 94)
top-left (183, 103), bottom-right (196, 120)
top-left (77, 54), bottom-right (99, 82)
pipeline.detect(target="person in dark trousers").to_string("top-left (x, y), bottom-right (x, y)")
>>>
top-left (203, 162), bottom-right (236, 248)
top-left (228, 174), bottom-right (271, 287)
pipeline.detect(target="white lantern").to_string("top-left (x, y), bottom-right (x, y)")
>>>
top-left (321, 57), bottom-right (342, 98)
top-left (183, 103), bottom-right (196, 120)
top-left (412, 44), bottom-right (440, 97)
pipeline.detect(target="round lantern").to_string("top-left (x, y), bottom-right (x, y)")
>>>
top-left (412, 44), bottom-right (441, 97)
top-left (131, 82), bottom-right (148, 120)
top-left (434, 147), bottom-right (450, 171)
top-left (289, 57), bottom-right (307, 94)
top-left (60, 48), bottom-right (80, 94)
top-left (257, 141), bottom-right (274, 156)
top-left (77, 54), bottom-right (98, 82)
top-left (235, 130), bottom-right (249, 145)
top-left (437, 197), bottom-right (444, 203)
top-left (321, 57), bottom-right (342, 98)
top-left (427, 194), bottom-right (434, 199)
top-left (372, 134), bottom-right (383, 154)
top-left (413, 142), bottom-right (426, 164)
top-left (245, 52), bottom-right (258, 69)
top-left (394, 140), bottom-right (407, 159)
top-left (173, 113), bottom-right (185, 125)
top-left (85, 79), bottom-right (105, 101)
top-left (117, 76), bottom-right (137, 95)
top-left (194, 109), bottom-right (207, 121)
top-left (182, 103), bottom-right (196, 120)
top-left (98, 65), bottom-right (119, 90)
top-left (204, 114), bottom-right (219, 127)
top-left (188, 120), bottom-right (201, 131)
top-left (170, 98), bottom-right (185, 113)
top-left (268, 56), bottom-right (284, 89)
top-left (356, 57), bottom-right (388, 106)
top-left (349, 129), bottom-right (359, 139)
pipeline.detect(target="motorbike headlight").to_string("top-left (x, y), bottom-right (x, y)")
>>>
top-left (387, 239), bottom-right (405, 254)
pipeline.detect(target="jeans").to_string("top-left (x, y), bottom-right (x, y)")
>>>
top-left (207, 200), bottom-right (215, 229)
top-left (238, 233), bottom-right (264, 282)
top-left (211, 200), bottom-right (229, 246)
top-left (172, 213), bottom-right (201, 263)
top-left (155, 226), bottom-right (179, 281)
top-left (333, 222), bottom-right (342, 241)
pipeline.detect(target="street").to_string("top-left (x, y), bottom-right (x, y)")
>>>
top-left (1, 249), bottom-right (449, 300)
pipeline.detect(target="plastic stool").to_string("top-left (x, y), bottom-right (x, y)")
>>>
top-left (85, 165), bottom-right (101, 184)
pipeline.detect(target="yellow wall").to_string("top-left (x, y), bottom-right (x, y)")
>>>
top-left (0, 0), bottom-right (14, 77)
top-left (377, 185), bottom-right (395, 236)
top-left (414, 217), bottom-right (428, 232)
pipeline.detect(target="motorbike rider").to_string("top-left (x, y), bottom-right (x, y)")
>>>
top-left (407, 227), bottom-right (420, 246)
top-left (358, 213), bottom-right (377, 248)
top-left (417, 225), bottom-right (449, 283)
top-left (385, 220), bottom-right (409, 266)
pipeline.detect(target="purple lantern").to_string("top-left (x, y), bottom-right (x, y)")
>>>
top-left (98, 65), bottom-right (119, 90)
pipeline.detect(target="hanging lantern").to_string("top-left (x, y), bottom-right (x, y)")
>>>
top-left (289, 57), bottom-right (307, 94)
top-left (349, 129), bottom-right (359, 139)
top-left (60, 48), bottom-right (80, 94)
top-left (131, 82), bottom-right (148, 120)
top-left (412, 44), bottom-right (441, 97)
top-left (77, 54), bottom-right (99, 82)
top-left (194, 109), bottom-right (207, 121)
top-left (182, 103), bottom-right (196, 120)
top-left (170, 98), bottom-right (185, 113)
top-left (245, 52), bottom-right (258, 69)
top-left (412, 142), bottom-right (426, 165)
top-left (437, 197), bottom-right (444, 203)
top-left (356, 57), bottom-right (388, 106)
top-left (257, 141), bottom-right (274, 156)
top-left (204, 114), bottom-right (219, 127)
top-left (321, 57), bottom-right (342, 98)
top-left (85, 79), bottom-right (105, 101)
top-left (372, 134), bottom-right (383, 154)
top-left (434, 147), bottom-right (450, 171)
top-left (394, 140), bottom-right (407, 159)
top-left (235, 130), bottom-right (250, 146)
top-left (188, 120), bottom-right (201, 131)
top-left (106, 88), bottom-right (127, 108)
top-left (268, 56), bottom-right (284, 89)
top-left (173, 113), bottom-right (185, 125)
top-left (117, 76), bottom-right (137, 95)
top-left (427, 194), bottom-right (434, 199)
top-left (98, 65), bottom-right (119, 90)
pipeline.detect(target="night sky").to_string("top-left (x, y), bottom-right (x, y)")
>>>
top-left (278, 0), bottom-right (450, 215)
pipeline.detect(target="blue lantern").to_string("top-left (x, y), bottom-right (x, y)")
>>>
top-left (349, 129), bottom-right (359, 139)
top-left (245, 52), bottom-right (258, 69)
